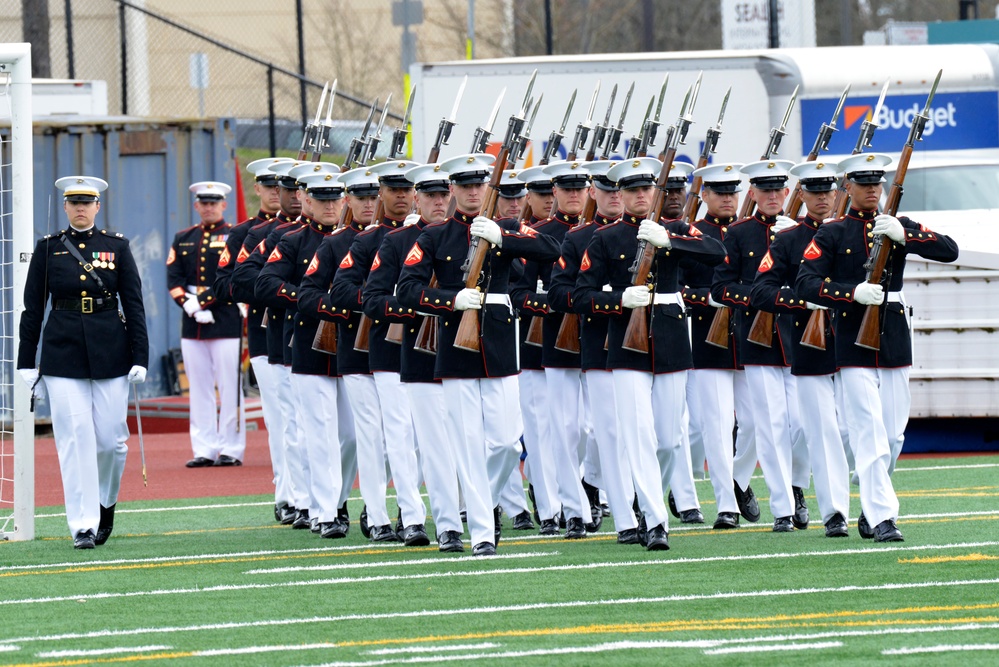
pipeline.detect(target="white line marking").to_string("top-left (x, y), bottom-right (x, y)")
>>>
top-left (4, 542), bottom-right (998, 607)
top-left (0, 645), bottom-right (18, 653)
top-left (37, 645), bottom-right (171, 658)
top-left (894, 463), bottom-right (999, 473)
top-left (197, 642), bottom-right (337, 657)
top-left (365, 643), bottom-right (502, 655)
top-left (883, 643), bottom-right (999, 655)
top-left (704, 641), bottom-right (842, 655)
top-left (246, 551), bottom-right (554, 574)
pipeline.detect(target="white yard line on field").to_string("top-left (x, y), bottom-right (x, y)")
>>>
top-left (365, 644), bottom-right (502, 655)
top-left (245, 551), bottom-right (553, 574)
top-left (703, 641), bottom-right (843, 655)
top-left (882, 643), bottom-right (999, 655)
top-left (36, 645), bottom-right (170, 658)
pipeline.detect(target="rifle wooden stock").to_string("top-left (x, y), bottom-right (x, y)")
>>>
top-left (554, 313), bottom-right (580, 353)
top-left (746, 310), bottom-right (774, 347)
top-left (524, 314), bottom-right (544, 347)
top-left (353, 315), bottom-right (372, 352)
top-left (312, 320), bottom-right (338, 354)
top-left (414, 274), bottom-right (439, 354)
top-left (705, 306), bottom-right (730, 349)
top-left (800, 309), bottom-right (827, 350)
top-left (385, 322), bottom-right (404, 345)
top-left (580, 195), bottom-right (597, 225)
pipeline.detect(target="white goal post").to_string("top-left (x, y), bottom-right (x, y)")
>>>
top-left (1, 43), bottom-right (34, 541)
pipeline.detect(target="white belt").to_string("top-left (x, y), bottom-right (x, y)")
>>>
top-left (484, 293), bottom-right (512, 307)
top-left (602, 284), bottom-right (612, 292)
top-left (186, 285), bottom-right (207, 295)
top-left (652, 291), bottom-right (683, 306)
top-left (887, 290), bottom-right (905, 304)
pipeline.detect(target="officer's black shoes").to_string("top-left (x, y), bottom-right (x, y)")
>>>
top-left (402, 524), bottom-right (431, 547)
top-left (735, 482), bottom-right (761, 523)
top-left (667, 490), bottom-right (680, 519)
top-left (320, 521), bottom-right (348, 539)
top-left (824, 513), bottom-right (849, 538)
top-left (337, 503), bottom-right (350, 535)
top-left (564, 517), bottom-right (586, 539)
top-left (680, 509), bottom-right (705, 524)
top-left (873, 519), bottom-right (904, 543)
top-left (185, 456), bottom-right (215, 468)
top-left (95, 503), bottom-right (115, 546)
top-left (73, 530), bottom-right (96, 550)
top-left (438, 530), bottom-right (465, 553)
top-left (772, 516), bottom-right (795, 532)
top-left (857, 511), bottom-right (874, 539)
top-left (539, 518), bottom-right (559, 536)
top-left (637, 515), bottom-right (648, 547)
top-left (582, 478), bottom-right (602, 529)
top-left (370, 524), bottom-right (403, 542)
top-left (617, 528), bottom-right (641, 544)
top-left (512, 510), bottom-right (535, 530)
top-left (645, 524), bottom-right (670, 551)
top-left (472, 541), bottom-right (496, 556)
top-left (395, 510), bottom-right (404, 535)
top-left (291, 508), bottom-right (311, 530)
top-left (713, 512), bottom-right (740, 530)
top-left (792, 486), bottom-right (810, 529)
top-left (359, 505), bottom-right (371, 539)
top-left (310, 517), bottom-right (321, 534)
top-left (277, 505), bottom-right (297, 525)
top-left (493, 506), bottom-right (502, 544)
top-left (214, 454), bottom-right (242, 467)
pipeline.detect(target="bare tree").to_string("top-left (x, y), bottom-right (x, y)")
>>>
top-left (22, 0), bottom-right (51, 77)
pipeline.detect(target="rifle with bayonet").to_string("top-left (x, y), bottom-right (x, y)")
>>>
top-left (585, 83), bottom-right (617, 162)
top-left (453, 71), bottom-right (537, 353)
top-left (795, 84), bottom-right (850, 352)
top-left (297, 81), bottom-right (328, 161)
top-left (600, 82), bottom-right (634, 160)
top-left (626, 97), bottom-right (656, 160)
top-left (567, 82), bottom-right (600, 162)
top-left (832, 79), bottom-right (890, 220)
top-left (682, 87), bottom-right (730, 223)
top-left (856, 70), bottom-right (941, 352)
top-left (520, 90), bottom-right (574, 225)
top-left (621, 74), bottom-right (701, 354)
top-left (309, 80), bottom-right (338, 162)
top-left (742, 86), bottom-right (799, 349)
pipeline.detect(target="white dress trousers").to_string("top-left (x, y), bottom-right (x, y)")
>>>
top-left (583, 369), bottom-right (637, 531)
top-left (518, 369), bottom-right (559, 522)
top-left (544, 367), bottom-right (591, 521)
top-left (45, 375), bottom-right (129, 538)
top-left (686, 368), bottom-right (740, 514)
top-left (406, 381), bottom-right (462, 537)
top-left (731, 369), bottom-right (759, 489)
top-left (180, 337), bottom-right (245, 460)
top-left (273, 363), bottom-right (310, 511)
top-left (289, 373), bottom-right (343, 523)
top-left (343, 373), bottom-right (391, 527)
top-left (796, 373), bottom-right (850, 523)
top-left (743, 365), bottom-right (796, 519)
top-left (249, 356), bottom-right (289, 508)
top-left (372, 371), bottom-right (427, 528)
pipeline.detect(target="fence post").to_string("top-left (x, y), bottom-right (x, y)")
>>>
top-left (267, 65), bottom-right (277, 156)
top-left (65, 0), bottom-right (75, 79)
top-left (119, 0), bottom-right (128, 114)
top-left (296, 0), bottom-right (307, 130)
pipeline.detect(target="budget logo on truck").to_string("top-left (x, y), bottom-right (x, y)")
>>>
top-left (800, 91), bottom-right (998, 153)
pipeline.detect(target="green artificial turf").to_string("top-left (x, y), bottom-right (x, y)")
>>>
top-left (1, 455), bottom-right (997, 666)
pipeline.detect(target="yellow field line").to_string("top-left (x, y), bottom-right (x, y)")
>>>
top-left (901, 553), bottom-right (999, 564)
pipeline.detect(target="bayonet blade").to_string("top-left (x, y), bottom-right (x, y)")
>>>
top-left (870, 79), bottom-right (889, 127)
top-left (653, 74), bottom-right (669, 122)
top-left (641, 96), bottom-right (654, 127)
top-left (521, 69), bottom-right (538, 116)
top-left (688, 71), bottom-right (704, 116)
top-left (323, 79), bottom-right (338, 125)
top-left (402, 85), bottom-right (417, 128)
top-left (602, 83), bottom-right (618, 128)
top-left (716, 87), bottom-right (731, 128)
top-left (830, 84), bottom-right (850, 128)
top-left (375, 93), bottom-right (392, 137)
top-left (313, 81), bottom-right (328, 126)
top-left (559, 89), bottom-right (576, 133)
top-left (449, 75), bottom-right (468, 122)
top-left (922, 69), bottom-right (942, 115)
top-left (584, 81), bottom-right (600, 126)
top-left (526, 95), bottom-right (542, 137)
top-left (616, 82), bottom-right (635, 129)
top-left (780, 85), bottom-right (799, 130)
top-left (485, 87), bottom-right (506, 133)
top-left (361, 98), bottom-right (378, 138)
top-left (677, 84), bottom-right (692, 121)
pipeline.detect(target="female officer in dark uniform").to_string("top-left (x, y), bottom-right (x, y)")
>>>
top-left (18, 176), bottom-right (149, 549)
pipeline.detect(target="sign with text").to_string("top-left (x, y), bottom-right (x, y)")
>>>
top-left (721, 0), bottom-right (816, 49)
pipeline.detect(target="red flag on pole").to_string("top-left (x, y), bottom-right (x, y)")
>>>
top-left (234, 157), bottom-right (248, 222)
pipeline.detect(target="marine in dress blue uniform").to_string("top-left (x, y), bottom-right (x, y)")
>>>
top-left (711, 160), bottom-right (810, 532)
top-left (167, 181), bottom-right (245, 468)
top-left (750, 160), bottom-right (851, 537)
top-left (18, 176), bottom-right (148, 548)
top-left (574, 158), bottom-right (726, 550)
top-left (397, 153), bottom-right (561, 556)
top-left (795, 153), bottom-right (959, 542)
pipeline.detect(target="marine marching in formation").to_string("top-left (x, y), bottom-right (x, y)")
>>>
top-left (18, 74), bottom-right (958, 552)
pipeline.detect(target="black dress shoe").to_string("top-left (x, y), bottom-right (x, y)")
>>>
top-left (617, 528), bottom-right (641, 544)
top-left (310, 517), bottom-right (321, 534)
top-left (185, 456), bottom-right (215, 468)
top-left (472, 541), bottom-right (496, 556)
top-left (494, 506), bottom-right (502, 544)
top-left (680, 509), bottom-right (705, 524)
top-left (667, 490), bottom-right (680, 519)
top-left (95, 504), bottom-right (115, 546)
top-left (735, 482), bottom-right (761, 522)
top-left (773, 516), bottom-right (795, 532)
top-left (564, 517), bottom-right (586, 539)
top-left (213, 454), bottom-right (242, 467)
top-left (291, 508), bottom-right (311, 529)
top-left (645, 524), bottom-right (670, 551)
top-left (401, 524), bottom-right (431, 547)
top-left (539, 518), bottom-right (559, 536)
top-left (857, 511), bottom-right (874, 539)
top-left (395, 509), bottom-right (404, 535)
top-left (370, 524), bottom-right (402, 542)
top-left (438, 530), bottom-right (465, 552)
top-left (713, 512), bottom-right (740, 530)
top-left (320, 521), bottom-right (348, 539)
top-left (337, 503), bottom-right (350, 535)
top-left (637, 514), bottom-right (648, 547)
top-left (512, 510), bottom-right (535, 530)
top-left (824, 513), bottom-right (849, 538)
top-left (792, 486), bottom-right (809, 529)
top-left (359, 505), bottom-right (371, 539)
top-left (74, 530), bottom-right (96, 550)
top-left (582, 477), bottom-right (601, 529)
top-left (873, 519), bottom-right (904, 543)
top-left (277, 505), bottom-right (297, 525)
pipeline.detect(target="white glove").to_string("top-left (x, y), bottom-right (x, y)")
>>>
top-left (183, 294), bottom-right (202, 316)
top-left (454, 287), bottom-right (483, 311)
top-left (18, 368), bottom-right (45, 400)
top-left (806, 301), bottom-right (827, 311)
top-left (237, 302), bottom-right (248, 319)
top-left (470, 216), bottom-right (503, 247)
top-left (403, 213), bottom-right (421, 227)
top-left (637, 219), bottom-right (671, 249)
top-left (854, 282), bottom-right (884, 306)
top-left (773, 215), bottom-right (797, 233)
top-left (193, 309), bottom-right (215, 325)
top-left (873, 214), bottom-right (905, 244)
top-left (707, 294), bottom-right (724, 308)
top-left (622, 285), bottom-right (652, 309)
top-left (127, 365), bottom-right (147, 384)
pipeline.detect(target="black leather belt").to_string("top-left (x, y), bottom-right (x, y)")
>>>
top-left (53, 296), bottom-right (118, 313)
